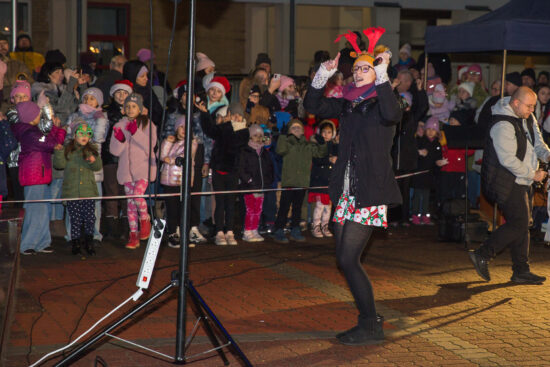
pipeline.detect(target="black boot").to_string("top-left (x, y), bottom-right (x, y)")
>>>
top-left (84, 234), bottom-right (96, 255)
top-left (103, 217), bottom-right (116, 240)
top-left (71, 239), bottom-right (82, 255)
top-left (336, 314), bottom-right (384, 345)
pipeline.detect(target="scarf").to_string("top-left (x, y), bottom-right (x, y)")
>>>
top-left (207, 95), bottom-right (229, 114)
top-left (342, 82), bottom-right (377, 103)
top-left (79, 103), bottom-right (101, 115)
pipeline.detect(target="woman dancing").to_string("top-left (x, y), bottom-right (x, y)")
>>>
top-left (304, 27), bottom-right (403, 345)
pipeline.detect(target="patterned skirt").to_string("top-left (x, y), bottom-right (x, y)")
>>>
top-left (332, 191), bottom-right (388, 228)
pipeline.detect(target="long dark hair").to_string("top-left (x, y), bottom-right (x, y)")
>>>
top-left (64, 136), bottom-right (99, 160)
top-left (136, 114), bottom-right (149, 130)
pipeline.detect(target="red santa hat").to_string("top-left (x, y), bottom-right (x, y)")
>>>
top-left (109, 79), bottom-right (134, 97)
top-left (206, 76), bottom-right (231, 95)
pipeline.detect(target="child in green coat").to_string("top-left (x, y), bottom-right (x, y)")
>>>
top-left (273, 119), bottom-right (327, 243)
top-left (54, 121), bottom-right (102, 255)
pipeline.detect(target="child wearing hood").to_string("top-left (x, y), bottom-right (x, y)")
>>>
top-left (11, 101), bottom-right (66, 255)
top-left (160, 116), bottom-right (198, 248)
top-left (65, 87), bottom-right (108, 241)
top-left (428, 84), bottom-right (455, 124)
top-left (238, 124), bottom-right (274, 242)
top-left (110, 93), bottom-right (157, 249)
top-left (53, 121), bottom-right (102, 255)
top-left (122, 60), bottom-right (163, 126)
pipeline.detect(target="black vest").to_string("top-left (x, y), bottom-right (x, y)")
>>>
top-left (481, 113), bottom-right (535, 204)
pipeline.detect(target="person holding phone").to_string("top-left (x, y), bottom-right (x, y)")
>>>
top-left (304, 27), bottom-right (402, 345)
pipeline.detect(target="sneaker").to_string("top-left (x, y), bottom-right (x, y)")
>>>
top-left (242, 230), bottom-right (256, 242)
top-left (321, 224), bottom-right (333, 237)
top-left (272, 228), bottom-right (289, 244)
top-left (511, 271), bottom-right (546, 284)
top-left (252, 229), bottom-right (265, 242)
top-left (468, 249), bottom-right (490, 281)
top-left (167, 233), bottom-right (181, 248)
top-left (421, 214), bottom-right (434, 226)
top-left (225, 231), bottom-right (238, 245)
top-left (189, 226), bottom-right (207, 243)
top-left (289, 227), bottom-right (306, 242)
top-left (22, 249), bottom-right (36, 255)
top-left (215, 231), bottom-right (227, 246)
top-left (411, 215), bottom-right (421, 225)
top-left (311, 224), bottom-right (323, 238)
top-left (39, 246), bottom-right (54, 254)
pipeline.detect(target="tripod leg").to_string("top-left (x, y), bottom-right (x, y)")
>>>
top-left (187, 281), bottom-right (253, 367)
top-left (187, 283), bottom-right (230, 365)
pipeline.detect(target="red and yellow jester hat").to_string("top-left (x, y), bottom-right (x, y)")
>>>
top-left (334, 27), bottom-right (386, 67)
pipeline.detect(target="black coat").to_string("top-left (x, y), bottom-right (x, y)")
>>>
top-left (123, 60), bottom-right (164, 126)
top-left (411, 136), bottom-right (442, 189)
top-left (304, 81), bottom-right (403, 208)
top-left (102, 100), bottom-right (125, 165)
top-left (238, 145), bottom-right (274, 190)
top-left (310, 134), bottom-right (338, 194)
top-left (392, 89), bottom-right (428, 172)
top-left (200, 111), bottom-right (250, 174)
top-left (94, 69), bottom-right (122, 105)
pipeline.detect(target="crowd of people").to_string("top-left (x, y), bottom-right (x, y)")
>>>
top-left (1, 31), bottom-right (550, 260)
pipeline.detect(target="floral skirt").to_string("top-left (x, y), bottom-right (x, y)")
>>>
top-left (332, 192), bottom-right (388, 228)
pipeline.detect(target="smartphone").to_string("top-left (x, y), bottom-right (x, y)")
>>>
top-left (273, 73), bottom-right (281, 80)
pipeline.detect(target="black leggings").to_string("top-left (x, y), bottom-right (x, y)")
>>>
top-left (334, 220), bottom-right (376, 319)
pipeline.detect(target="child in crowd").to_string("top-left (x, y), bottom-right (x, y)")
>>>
top-left (160, 116), bottom-right (198, 248)
top-left (259, 125), bottom-right (281, 234)
top-left (273, 119), bottom-right (327, 243)
top-left (0, 117), bottom-right (17, 211)
top-left (11, 101), bottom-right (66, 255)
top-left (66, 87), bottom-right (107, 241)
top-left (450, 81), bottom-right (477, 126)
top-left (206, 76), bottom-right (231, 115)
top-left (54, 121), bottom-right (102, 255)
top-left (199, 101), bottom-right (250, 246)
top-left (110, 93), bottom-right (157, 249)
top-left (428, 84), bottom-right (455, 124)
top-left (102, 79), bottom-right (133, 239)
top-left (410, 117), bottom-right (445, 225)
top-left (238, 124), bottom-right (274, 242)
top-left (309, 120), bottom-right (338, 237)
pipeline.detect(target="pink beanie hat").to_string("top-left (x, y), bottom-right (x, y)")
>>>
top-left (175, 116), bottom-right (186, 129)
top-left (10, 80), bottom-right (32, 103)
top-left (16, 101), bottom-right (41, 124)
top-left (196, 52), bottom-right (215, 72)
top-left (278, 75), bottom-right (294, 93)
top-left (467, 64), bottom-right (482, 77)
top-left (136, 48), bottom-right (154, 63)
top-left (425, 116), bottom-right (440, 132)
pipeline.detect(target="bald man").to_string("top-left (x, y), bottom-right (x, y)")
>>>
top-left (470, 87), bottom-right (550, 284)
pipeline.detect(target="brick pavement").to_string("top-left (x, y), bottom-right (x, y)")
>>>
top-left (4, 225), bottom-right (550, 366)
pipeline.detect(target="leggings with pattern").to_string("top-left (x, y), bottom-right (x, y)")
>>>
top-left (124, 180), bottom-right (149, 232)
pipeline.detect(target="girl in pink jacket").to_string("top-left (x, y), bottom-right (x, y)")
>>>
top-left (160, 116), bottom-right (197, 248)
top-left (109, 93), bottom-right (157, 249)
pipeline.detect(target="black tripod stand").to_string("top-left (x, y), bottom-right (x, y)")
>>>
top-left (52, 0), bottom-right (252, 365)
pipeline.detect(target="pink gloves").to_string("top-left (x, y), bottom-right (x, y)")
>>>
top-left (126, 120), bottom-right (138, 135)
top-left (113, 127), bottom-right (125, 142)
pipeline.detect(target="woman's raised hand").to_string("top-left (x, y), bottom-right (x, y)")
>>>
top-left (322, 52), bottom-right (341, 72)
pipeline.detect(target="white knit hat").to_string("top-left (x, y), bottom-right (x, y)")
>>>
top-left (458, 81), bottom-right (474, 97)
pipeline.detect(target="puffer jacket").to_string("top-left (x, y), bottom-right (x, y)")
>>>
top-left (11, 122), bottom-right (66, 186)
top-left (159, 138), bottom-right (198, 187)
top-left (53, 146), bottom-right (102, 198)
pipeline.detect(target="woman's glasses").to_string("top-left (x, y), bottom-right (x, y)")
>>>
top-left (353, 65), bottom-right (373, 74)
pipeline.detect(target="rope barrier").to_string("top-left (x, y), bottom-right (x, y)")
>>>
top-left (1, 170), bottom-right (429, 205)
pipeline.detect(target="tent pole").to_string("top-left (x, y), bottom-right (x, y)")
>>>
top-left (493, 49), bottom-right (507, 232)
top-left (423, 52), bottom-right (428, 90)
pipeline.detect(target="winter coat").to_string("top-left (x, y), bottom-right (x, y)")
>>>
top-left (103, 100), bottom-right (125, 165)
top-left (66, 108), bottom-right (108, 182)
top-left (309, 134), bottom-right (338, 194)
top-left (411, 136), bottom-right (442, 189)
top-left (0, 120), bottom-right (17, 196)
top-left (53, 146), bottom-right (102, 198)
top-left (392, 89), bottom-right (428, 172)
top-left (123, 60), bottom-right (164, 126)
top-left (304, 81), bottom-right (403, 208)
top-left (11, 123), bottom-right (66, 186)
top-left (165, 110), bottom-right (213, 164)
top-left (200, 111), bottom-right (250, 174)
top-left (31, 77), bottom-right (82, 125)
top-left (159, 138), bottom-right (198, 187)
top-left (238, 145), bottom-right (274, 190)
top-left (276, 133), bottom-right (327, 188)
top-left (109, 117), bottom-right (157, 185)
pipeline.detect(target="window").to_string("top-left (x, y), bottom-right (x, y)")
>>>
top-left (0, 1), bottom-right (31, 44)
top-left (87, 3), bottom-right (129, 70)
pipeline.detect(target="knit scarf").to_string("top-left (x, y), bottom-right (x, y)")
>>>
top-left (79, 103), bottom-right (101, 116)
top-left (207, 96), bottom-right (229, 114)
top-left (343, 82), bottom-right (377, 103)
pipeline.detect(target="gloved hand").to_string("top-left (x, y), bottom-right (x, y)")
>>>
top-left (126, 120), bottom-right (138, 135)
top-left (374, 51), bottom-right (391, 86)
top-left (113, 127), bottom-right (125, 142)
top-left (311, 53), bottom-right (340, 90)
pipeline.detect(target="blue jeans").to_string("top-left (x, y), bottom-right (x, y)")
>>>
top-left (21, 184), bottom-right (52, 252)
top-left (261, 190), bottom-right (277, 224)
top-left (49, 178), bottom-right (64, 220)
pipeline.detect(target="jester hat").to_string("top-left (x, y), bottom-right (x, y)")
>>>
top-left (334, 27), bottom-right (386, 66)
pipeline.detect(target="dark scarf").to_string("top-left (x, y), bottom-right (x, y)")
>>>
top-left (342, 82), bottom-right (377, 103)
